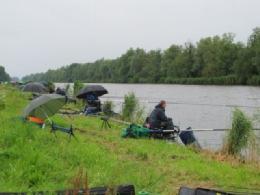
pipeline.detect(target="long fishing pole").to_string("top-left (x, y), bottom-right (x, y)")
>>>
top-left (107, 117), bottom-right (260, 132)
top-left (188, 128), bottom-right (260, 131)
top-left (61, 110), bottom-right (260, 133)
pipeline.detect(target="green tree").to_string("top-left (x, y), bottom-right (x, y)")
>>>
top-left (233, 28), bottom-right (260, 83)
top-left (0, 66), bottom-right (10, 82)
top-left (21, 27), bottom-right (260, 86)
top-left (174, 42), bottom-right (196, 78)
top-left (143, 50), bottom-right (162, 83)
top-left (161, 45), bottom-right (182, 81)
top-left (248, 27), bottom-right (260, 74)
top-left (196, 34), bottom-right (239, 77)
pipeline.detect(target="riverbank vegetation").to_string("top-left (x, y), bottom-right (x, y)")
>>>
top-left (22, 27), bottom-right (260, 85)
top-left (0, 66), bottom-right (10, 82)
top-left (219, 108), bottom-right (260, 163)
top-left (224, 109), bottom-right (254, 156)
top-left (0, 85), bottom-right (260, 194)
top-left (122, 92), bottom-right (145, 123)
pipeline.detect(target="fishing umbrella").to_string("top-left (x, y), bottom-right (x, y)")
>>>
top-left (23, 94), bottom-right (67, 120)
top-left (22, 82), bottom-right (48, 94)
top-left (76, 85), bottom-right (108, 98)
top-left (40, 81), bottom-right (55, 93)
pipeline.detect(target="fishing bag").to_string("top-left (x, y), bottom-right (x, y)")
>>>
top-left (121, 124), bottom-right (150, 138)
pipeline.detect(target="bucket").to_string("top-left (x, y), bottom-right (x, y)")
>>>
top-left (179, 130), bottom-right (197, 146)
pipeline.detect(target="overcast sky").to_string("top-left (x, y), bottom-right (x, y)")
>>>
top-left (1, 0), bottom-right (260, 78)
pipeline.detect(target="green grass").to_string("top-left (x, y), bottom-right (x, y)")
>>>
top-left (0, 85), bottom-right (260, 194)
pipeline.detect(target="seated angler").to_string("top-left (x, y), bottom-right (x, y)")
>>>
top-left (84, 93), bottom-right (101, 114)
top-left (148, 100), bottom-right (174, 130)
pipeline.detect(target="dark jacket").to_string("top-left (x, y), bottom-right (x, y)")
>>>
top-left (149, 104), bottom-right (168, 129)
top-left (56, 88), bottom-right (66, 96)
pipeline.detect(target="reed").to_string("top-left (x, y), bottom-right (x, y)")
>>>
top-left (0, 89), bottom-right (5, 111)
top-left (102, 100), bottom-right (114, 116)
top-left (121, 92), bottom-right (145, 123)
top-left (226, 108), bottom-right (253, 156)
top-left (73, 80), bottom-right (84, 97)
top-left (71, 168), bottom-right (89, 195)
top-left (0, 98), bottom-right (4, 111)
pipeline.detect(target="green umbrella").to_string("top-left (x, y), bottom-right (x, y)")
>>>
top-left (23, 94), bottom-right (67, 120)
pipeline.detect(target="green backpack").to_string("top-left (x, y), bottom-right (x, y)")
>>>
top-left (121, 124), bottom-right (150, 138)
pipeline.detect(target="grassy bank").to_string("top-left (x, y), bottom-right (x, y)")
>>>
top-left (0, 85), bottom-right (259, 194)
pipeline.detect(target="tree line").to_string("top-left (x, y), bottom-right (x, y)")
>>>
top-left (22, 27), bottom-right (260, 85)
top-left (0, 66), bottom-right (10, 82)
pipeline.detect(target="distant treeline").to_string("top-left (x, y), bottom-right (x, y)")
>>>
top-left (0, 66), bottom-right (10, 82)
top-left (23, 27), bottom-right (260, 85)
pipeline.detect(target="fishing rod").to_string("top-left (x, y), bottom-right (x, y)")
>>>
top-left (188, 128), bottom-right (260, 131)
top-left (60, 111), bottom-right (260, 137)
top-left (105, 117), bottom-right (260, 132)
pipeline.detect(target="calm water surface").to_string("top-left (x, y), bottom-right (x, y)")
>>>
top-left (57, 83), bottom-right (260, 150)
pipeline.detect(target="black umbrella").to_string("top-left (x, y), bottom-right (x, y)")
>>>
top-left (76, 85), bottom-right (108, 98)
top-left (22, 82), bottom-right (48, 94)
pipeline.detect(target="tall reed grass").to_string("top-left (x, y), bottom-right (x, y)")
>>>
top-left (102, 100), bottom-right (114, 116)
top-left (0, 98), bottom-right (4, 111)
top-left (121, 92), bottom-right (145, 123)
top-left (0, 89), bottom-right (5, 111)
top-left (225, 108), bottom-right (253, 156)
top-left (73, 80), bottom-right (84, 97)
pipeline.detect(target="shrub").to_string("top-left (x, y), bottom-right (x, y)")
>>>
top-left (226, 108), bottom-right (253, 155)
top-left (64, 84), bottom-right (73, 97)
top-left (250, 111), bottom-right (260, 161)
top-left (122, 92), bottom-right (137, 121)
top-left (102, 100), bottom-right (114, 116)
top-left (73, 81), bottom-right (84, 97)
top-left (122, 92), bottom-right (145, 123)
top-left (247, 76), bottom-right (260, 86)
top-left (0, 99), bottom-right (4, 111)
top-left (46, 81), bottom-right (55, 93)
top-left (0, 91), bottom-right (5, 111)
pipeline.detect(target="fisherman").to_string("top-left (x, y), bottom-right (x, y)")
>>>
top-left (55, 87), bottom-right (66, 96)
top-left (83, 93), bottom-right (101, 114)
top-left (148, 100), bottom-right (174, 130)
